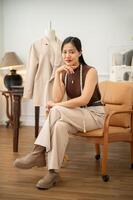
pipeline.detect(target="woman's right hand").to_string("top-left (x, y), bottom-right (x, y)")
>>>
top-left (56, 65), bottom-right (75, 75)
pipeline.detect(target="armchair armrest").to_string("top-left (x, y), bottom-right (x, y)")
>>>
top-left (103, 109), bottom-right (133, 137)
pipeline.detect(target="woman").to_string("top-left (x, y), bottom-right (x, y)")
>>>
top-left (14, 36), bottom-right (105, 189)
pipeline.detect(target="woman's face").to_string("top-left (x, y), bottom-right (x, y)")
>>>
top-left (62, 42), bottom-right (81, 67)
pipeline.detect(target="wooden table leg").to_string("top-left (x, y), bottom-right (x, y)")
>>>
top-left (35, 106), bottom-right (40, 138)
top-left (13, 94), bottom-right (21, 152)
top-left (11, 86), bottom-right (23, 152)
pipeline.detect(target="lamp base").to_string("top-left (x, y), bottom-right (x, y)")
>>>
top-left (4, 69), bottom-right (23, 90)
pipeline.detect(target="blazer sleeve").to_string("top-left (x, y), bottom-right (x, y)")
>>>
top-left (23, 43), bottom-right (38, 99)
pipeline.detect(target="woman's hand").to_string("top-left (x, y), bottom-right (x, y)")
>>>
top-left (46, 101), bottom-right (55, 111)
top-left (56, 65), bottom-right (75, 75)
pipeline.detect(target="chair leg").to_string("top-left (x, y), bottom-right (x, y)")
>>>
top-left (35, 106), bottom-right (40, 138)
top-left (130, 142), bottom-right (133, 169)
top-left (95, 144), bottom-right (100, 160)
top-left (101, 142), bottom-right (109, 182)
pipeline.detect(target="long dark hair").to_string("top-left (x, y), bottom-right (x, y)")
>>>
top-left (61, 36), bottom-right (87, 65)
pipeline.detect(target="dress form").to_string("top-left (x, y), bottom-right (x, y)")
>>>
top-left (45, 28), bottom-right (58, 56)
top-left (45, 29), bottom-right (56, 42)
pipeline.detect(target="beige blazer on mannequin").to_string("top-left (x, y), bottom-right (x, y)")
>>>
top-left (24, 36), bottom-right (63, 108)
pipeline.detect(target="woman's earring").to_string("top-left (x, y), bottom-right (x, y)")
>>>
top-left (79, 53), bottom-right (82, 57)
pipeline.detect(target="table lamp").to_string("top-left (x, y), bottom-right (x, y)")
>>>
top-left (0, 52), bottom-right (24, 90)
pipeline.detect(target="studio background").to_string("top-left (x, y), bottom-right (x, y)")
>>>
top-left (0, 0), bottom-right (133, 125)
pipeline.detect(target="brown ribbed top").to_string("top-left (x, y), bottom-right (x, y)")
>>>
top-left (62, 65), bottom-right (101, 106)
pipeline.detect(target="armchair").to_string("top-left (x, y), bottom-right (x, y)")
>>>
top-left (72, 81), bottom-right (133, 182)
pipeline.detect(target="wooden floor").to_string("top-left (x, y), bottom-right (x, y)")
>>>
top-left (0, 126), bottom-right (133, 200)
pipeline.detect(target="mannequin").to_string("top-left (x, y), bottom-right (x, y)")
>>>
top-left (43, 24), bottom-right (63, 109)
top-left (44, 26), bottom-right (59, 64)
top-left (23, 23), bottom-right (62, 108)
top-left (45, 29), bottom-right (56, 42)
top-left (44, 21), bottom-right (57, 42)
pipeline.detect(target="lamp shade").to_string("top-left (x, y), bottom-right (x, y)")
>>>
top-left (0, 52), bottom-right (23, 69)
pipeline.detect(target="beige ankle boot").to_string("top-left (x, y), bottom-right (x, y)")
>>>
top-left (36, 171), bottom-right (61, 189)
top-left (13, 145), bottom-right (46, 169)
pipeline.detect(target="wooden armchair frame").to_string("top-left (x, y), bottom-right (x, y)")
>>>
top-left (72, 81), bottom-right (133, 182)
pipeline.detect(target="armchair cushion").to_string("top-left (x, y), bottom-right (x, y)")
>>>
top-left (99, 81), bottom-right (133, 128)
top-left (75, 126), bottom-right (131, 137)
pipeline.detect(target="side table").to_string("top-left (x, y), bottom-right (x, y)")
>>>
top-left (1, 86), bottom-right (40, 152)
top-left (1, 86), bottom-right (24, 152)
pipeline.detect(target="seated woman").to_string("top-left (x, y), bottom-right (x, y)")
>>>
top-left (14, 36), bottom-right (105, 189)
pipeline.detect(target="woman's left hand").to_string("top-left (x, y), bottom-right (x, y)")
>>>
top-left (46, 101), bottom-right (56, 111)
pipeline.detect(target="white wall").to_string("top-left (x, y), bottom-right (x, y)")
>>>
top-left (2, 0), bottom-right (133, 73)
top-left (0, 0), bottom-right (4, 124)
top-left (0, 0), bottom-right (133, 125)
top-left (0, 0), bottom-right (3, 58)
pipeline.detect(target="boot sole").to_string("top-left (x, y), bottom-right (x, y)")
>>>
top-left (36, 176), bottom-right (61, 189)
top-left (14, 161), bottom-right (46, 169)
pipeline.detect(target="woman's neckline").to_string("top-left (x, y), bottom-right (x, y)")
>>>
top-left (73, 64), bottom-right (81, 72)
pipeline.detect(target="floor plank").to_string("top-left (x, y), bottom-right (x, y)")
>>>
top-left (0, 125), bottom-right (133, 200)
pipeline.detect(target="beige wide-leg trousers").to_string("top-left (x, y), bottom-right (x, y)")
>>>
top-left (34, 105), bottom-right (105, 170)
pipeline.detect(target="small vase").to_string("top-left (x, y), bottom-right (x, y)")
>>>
top-left (4, 69), bottom-right (23, 90)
